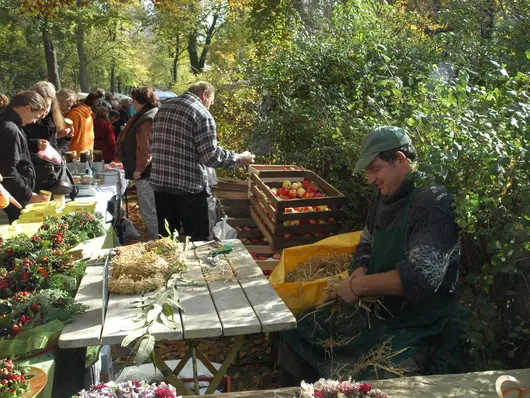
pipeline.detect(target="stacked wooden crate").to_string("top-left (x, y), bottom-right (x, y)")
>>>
top-left (212, 178), bottom-right (280, 272)
top-left (248, 165), bottom-right (346, 251)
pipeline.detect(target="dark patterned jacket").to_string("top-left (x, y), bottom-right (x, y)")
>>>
top-left (149, 92), bottom-right (240, 195)
top-left (350, 174), bottom-right (460, 304)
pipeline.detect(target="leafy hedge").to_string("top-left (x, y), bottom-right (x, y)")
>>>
top-left (211, 1), bottom-right (530, 371)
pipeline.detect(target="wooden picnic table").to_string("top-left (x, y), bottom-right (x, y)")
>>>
top-left (63, 239), bottom-right (296, 395)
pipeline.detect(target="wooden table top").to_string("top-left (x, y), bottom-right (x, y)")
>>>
top-left (93, 239), bottom-right (296, 346)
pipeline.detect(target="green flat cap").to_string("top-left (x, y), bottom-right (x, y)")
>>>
top-left (353, 126), bottom-right (411, 173)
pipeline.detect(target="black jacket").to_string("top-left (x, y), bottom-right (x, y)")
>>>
top-left (0, 108), bottom-right (36, 222)
top-left (23, 113), bottom-right (70, 155)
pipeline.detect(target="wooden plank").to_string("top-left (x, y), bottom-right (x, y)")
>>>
top-left (177, 254), bottom-right (223, 339)
top-left (255, 260), bottom-right (279, 272)
top-left (101, 292), bottom-right (184, 345)
top-left (212, 190), bottom-right (248, 199)
top-left (226, 217), bottom-right (256, 227)
top-left (187, 368), bottom-right (530, 398)
top-left (250, 208), bottom-right (276, 250)
top-left (193, 249), bottom-right (262, 336)
top-left (227, 240), bottom-right (296, 333)
top-left (249, 195), bottom-right (276, 232)
top-left (59, 266), bottom-right (104, 348)
top-left (218, 198), bottom-right (250, 208)
top-left (222, 206), bottom-right (250, 217)
top-left (243, 244), bottom-right (277, 255)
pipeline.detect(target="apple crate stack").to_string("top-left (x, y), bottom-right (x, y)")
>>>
top-left (212, 177), bottom-right (281, 272)
top-left (248, 165), bottom-right (346, 250)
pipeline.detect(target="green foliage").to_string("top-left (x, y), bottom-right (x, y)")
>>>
top-left (237, 0), bottom-right (530, 371)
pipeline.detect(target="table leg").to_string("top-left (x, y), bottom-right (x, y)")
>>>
top-left (153, 350), bottom-right (191, 396)
top-left (205, 335), bottom-right (244, 394)
top-left (189, 341), bottom-right (200, 394)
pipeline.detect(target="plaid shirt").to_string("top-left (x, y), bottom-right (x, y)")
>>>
top-left (149, 92), bottom-right (240, 194)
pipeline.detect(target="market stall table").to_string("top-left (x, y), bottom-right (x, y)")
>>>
top-left (101, 239), bottom-right (296, 395)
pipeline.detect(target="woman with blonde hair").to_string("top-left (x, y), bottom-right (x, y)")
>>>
top-left (24, 81), bottom-right (76, 195)
top-left (23, 81), bottom-right (71, 155)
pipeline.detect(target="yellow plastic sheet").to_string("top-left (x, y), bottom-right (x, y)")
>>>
top-left (269, 231), bottom-right (362, 316)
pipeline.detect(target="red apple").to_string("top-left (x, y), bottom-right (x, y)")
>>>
top-left (303, 180), bottom-right (311, 189)
top-left (314, 192), bottom-right (325, 198)
top-left (282, 195), bottom-right (290, 200)
top-left (278, 187), bottom-right (288, 196)
top-left (303, 192), bottom-right (311, 198)
top-left (289, 189), bottom-right (298, 199)
top-left (285, 207), bottom-right (296, 213)
top-left (302, 206), bottom-right (314, 212)
top-left (284, 233), bottom-right (292, 238)
top-left (309, 219), bottom-right (318, 224)
top-left (308, 192), bottom-right (315, 198)
top-left (307, 184), bottom-right (318, 193)
top-left (300, 219), bottom-right (308, 225)
top-left (234, 226), bottom-right (242, 232)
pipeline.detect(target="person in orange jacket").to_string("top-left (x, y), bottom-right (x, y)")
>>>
top-left (67, 93), bottom-right (100, 159)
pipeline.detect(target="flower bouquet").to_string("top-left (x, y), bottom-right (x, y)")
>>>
top-left (74, 381), bottom-right (180, 398)
top-left (299, 378), bottom-right (390, 398)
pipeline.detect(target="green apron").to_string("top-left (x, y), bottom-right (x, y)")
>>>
top-left (281, 189), bottom-right (468, 379)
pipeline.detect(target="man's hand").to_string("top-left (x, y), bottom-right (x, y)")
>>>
top-left (239, 151), bottom-right (256, 166)
top-left (37, 139), bottom-right (49, 152)
top-left (28, 193), bottom-right (49, 204)
top-left (133, 171), bottom-right (142, 180)
top-left (330, 276), bottom-right (362, 305)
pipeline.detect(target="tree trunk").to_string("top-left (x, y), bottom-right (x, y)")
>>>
top-left (109, 29), bottom-right (118, 93)
top-left (117, 76), bottom-right (121, 94)
top-left (110, 64), bottom-right (116, 93)
top-left (198, 13), bottom-right (219, 72)
top-left (480, 0), bottom-right (496, 41)
top-left (76, 0), bottom-right (89, 92)
top-left (188, 30), bottom-right (200, 74)
top-left (172, 35), bottom-right (182, 84)
top-left (42, 22), bottom-right (61, 89)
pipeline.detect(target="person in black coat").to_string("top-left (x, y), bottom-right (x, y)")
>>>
top-left (0, 91), bottom-right (50, 222)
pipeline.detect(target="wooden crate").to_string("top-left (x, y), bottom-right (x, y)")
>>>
top-left (248, 167), bottom-right (345, 250)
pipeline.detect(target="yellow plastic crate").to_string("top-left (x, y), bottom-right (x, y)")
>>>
top-left (63, 200), bottom-right (97, 214)
top-left (1, 222), bottom-right (43, 238)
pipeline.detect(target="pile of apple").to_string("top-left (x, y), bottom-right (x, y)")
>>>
top-left (270, 180), bottom-right (326, 200)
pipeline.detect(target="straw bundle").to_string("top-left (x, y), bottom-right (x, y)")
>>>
top-left (351, 338), bottom-right (408, 378)
top-left (285, 253), bottom-right (353, 283)
top-left (108, 238), bottom-right (186, 294)
top-left (325, 296), bottom-right (392, 328)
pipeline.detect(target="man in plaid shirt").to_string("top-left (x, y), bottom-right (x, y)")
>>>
top-left (149, 81), bottom-right (255, 240)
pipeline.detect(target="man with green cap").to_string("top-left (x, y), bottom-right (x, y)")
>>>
top-left (277, 126), bottom-right (468, 384)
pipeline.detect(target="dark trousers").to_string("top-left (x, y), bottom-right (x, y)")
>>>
top-left (154, 190), bottom-right (210, 241)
